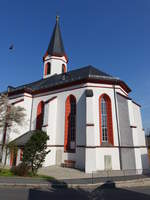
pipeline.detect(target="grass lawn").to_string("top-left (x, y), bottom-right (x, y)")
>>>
top-left (0, 168), bottom-right (54, 180)
top-left (0, 168), bottom-right (14, 177)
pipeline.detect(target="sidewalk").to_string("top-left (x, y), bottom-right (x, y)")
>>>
top-left (0, 172), bottom-right (150, 188)
top-left (38, 166), bottom-right (91, 180)
top-left (38, 166), bottom-right (150, 180)
top-left (0, 166), bottom-right (150, 188)
top-left (38, 166), bottom-right (150, 184)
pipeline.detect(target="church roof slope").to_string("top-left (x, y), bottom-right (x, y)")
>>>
top-left (10, 130), bottom-right (35, 146)
top-left (6, 65), bottom-right (131, 95)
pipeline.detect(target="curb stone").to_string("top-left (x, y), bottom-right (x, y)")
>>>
top-left (0, 183), bottom-right (51, 189)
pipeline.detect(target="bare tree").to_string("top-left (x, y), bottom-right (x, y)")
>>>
top-left (0, 94), bottom-right (26, 164)
top-left (0, 94), bottom-right (25, 128)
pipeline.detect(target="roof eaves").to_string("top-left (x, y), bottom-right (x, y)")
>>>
top-left (88, 74), bottom-right (120, 80)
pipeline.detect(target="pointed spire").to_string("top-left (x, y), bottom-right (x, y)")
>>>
top-left (56, 15), bottom-right (59, 22)
top-left (46, 16), bottom-right (67, 59)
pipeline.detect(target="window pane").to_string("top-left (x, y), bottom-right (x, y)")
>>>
top-left (70, 98), bottom-right (76, 142)
top-left (47, 63), bottom-right (51, 75)
top-left (101, 98), bottom-right (108, 142)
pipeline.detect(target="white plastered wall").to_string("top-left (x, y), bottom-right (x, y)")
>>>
top-left (85, 95), bottom-right (96, 172)
top-left (131, 102), bottom-right (149, 170)
top-left (3, 93), bottom-right (32, 165)
top-left (7, 94), bottom-right (32, 143)
top-left (96, 148), bottom-right (120, 171)
top-left (31, 84), bottom-right (86, 169)
top-left (85, 84), bottom-right (121, 172)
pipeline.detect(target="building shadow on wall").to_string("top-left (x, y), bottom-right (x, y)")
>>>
top-left (141, 154), bottom-right (150, 173)
top-left (27, 180), bottom-right (150, 200)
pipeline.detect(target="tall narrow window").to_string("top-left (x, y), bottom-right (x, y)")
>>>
top-left (36, 101), bottom-right (44, 130)
top-left (62, 64), bottom-right (66, 73)
top-left (99, 94), bottom-right (114, 145)
top-left (45, 63), bottom-right (51, 75)
top-left (101, 98), bottom-right (108, 142)
top-left (64, 95), bottom-right (76, 152)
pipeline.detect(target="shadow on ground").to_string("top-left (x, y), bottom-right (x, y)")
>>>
top-left (27, 180), bottom-right (150, 200)
top-left (54, 172), bottom-right (150, 185)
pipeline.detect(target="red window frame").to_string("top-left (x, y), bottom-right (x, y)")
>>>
top-left (62, 64), bottom-right (66, 73)
top-left (20, 148), bottom-right (23, 161)
top-left (64, 95), bottom-right (76, 152)
top-left (45, 63), bottom-right (51, 75)
top-left (99, 94), bottom-right (114, 145)
top-left (36, 101), bottom-right (44, 130)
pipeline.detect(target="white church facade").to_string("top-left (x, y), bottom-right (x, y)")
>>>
top-left (0, 17), bottom-right (149, 173)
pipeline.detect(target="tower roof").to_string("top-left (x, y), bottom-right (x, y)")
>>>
top-left (45, 16), bottom-right (67, 59)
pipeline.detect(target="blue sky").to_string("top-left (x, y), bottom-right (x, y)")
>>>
top-left (0, 0), bottom-right (150, 130)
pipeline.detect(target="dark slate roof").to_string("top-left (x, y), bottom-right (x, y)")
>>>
top-left (46, 16), bottom-right (66, 57)
top-left (6, 65), bottom-right (131, 94)
top-left (10, 130), bottom-right (35, 146)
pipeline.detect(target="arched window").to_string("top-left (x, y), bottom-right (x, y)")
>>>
top-left (99, 94), bottom-right (114, 145)
top-left (62, 64), bottom-right (66, 73)
top-left (101, 97), bottom-right (108, 142)
top-left (36, 101), bottom-right (44, 130)
top-left (64, 95), bottom-right (76, 152)
top-left (45, 63), bottom-right (51, 75)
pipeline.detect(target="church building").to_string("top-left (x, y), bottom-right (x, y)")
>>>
top-left (1, 17), bottom-right (149, 173)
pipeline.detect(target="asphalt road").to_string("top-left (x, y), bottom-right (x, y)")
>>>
top-left (0, 186), bottom-right (150, 200)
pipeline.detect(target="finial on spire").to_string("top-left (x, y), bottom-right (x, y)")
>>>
top-left (56, 15), bottom-right (59, 22)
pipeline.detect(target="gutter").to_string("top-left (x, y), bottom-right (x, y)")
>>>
top-left (29, 96), bottom-right (34, 131)
top-left (113, 85), bottom-right (122, 170)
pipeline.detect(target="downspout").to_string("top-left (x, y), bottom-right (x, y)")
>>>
top-left (113, 84), bottom-right (122, 170)
top-left (29, 96), bottom-right (34, 131)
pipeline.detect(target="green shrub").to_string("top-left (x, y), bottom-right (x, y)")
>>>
top-left (0, 168), bottom-right (13, 176)
top-left (11, 163), bottom-right (30, 176)
top-left (23, 130), bottom-right (50, 175)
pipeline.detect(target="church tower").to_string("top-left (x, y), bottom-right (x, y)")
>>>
top-left (43, 16), bottom-right (68, 78)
